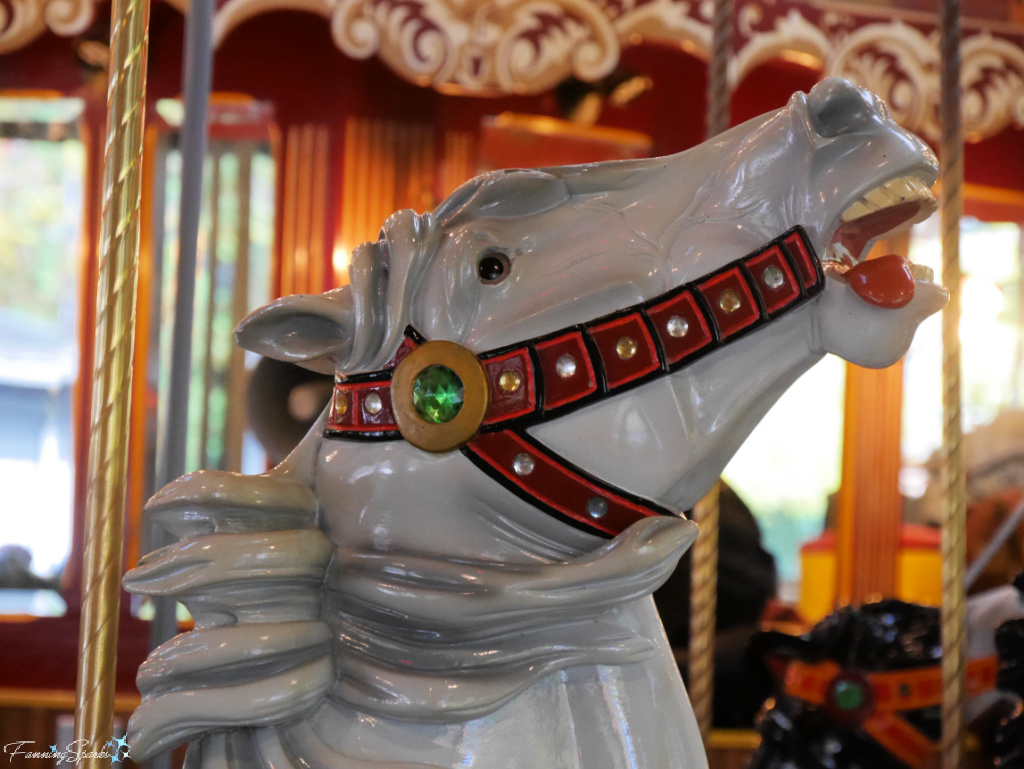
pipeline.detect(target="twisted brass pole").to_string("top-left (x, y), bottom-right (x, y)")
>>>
top-left (73, 0), bottom-right (151, 762)
top-left (689, 482), bottom-right (721, 740)
top-left (939, 0), bottom-right (966, 764)
top-left (688, 0), bottom-right (732, 740)
top-left (705, 0), bottom-right (733, 139)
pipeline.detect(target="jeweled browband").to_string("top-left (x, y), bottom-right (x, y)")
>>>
top-left (324, 226), bottom-right (824, 538)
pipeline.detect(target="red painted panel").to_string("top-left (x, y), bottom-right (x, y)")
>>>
top-left (646, 289), bottom-right (714, 365)
top-left (587, 313), bottom-right (660, 389)
top-left (534, 331), bottom-right (597, 411)
top-left (697, 267), bottom-right (761, 339)
top-left (746, 245), bottom-right (801, 315)
top-left (482, 348), bottom-right (536, 425)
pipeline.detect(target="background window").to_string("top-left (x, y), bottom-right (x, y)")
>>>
top-left (0, 97), bottom-right (86, 615)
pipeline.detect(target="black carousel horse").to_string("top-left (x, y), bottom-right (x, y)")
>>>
top-left (752, 572), bottom-right (1024, 769)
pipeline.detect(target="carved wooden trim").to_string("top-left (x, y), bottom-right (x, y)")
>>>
top-left (216, 0), bottom-right (1024, 141)
top-left (280, 123), bottom-right (331, 296)
top-left (3, 0), bottom-right (1023, 142)
top-left (0, 0), bottom-right (97, 54)
top-left (736, 8), bottom-right (1024, 142)
top-left (333, 116), bottom-right (435, 286)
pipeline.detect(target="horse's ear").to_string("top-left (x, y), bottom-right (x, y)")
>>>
top-left (435, 169), bottom-right (569, 227)
top-left (234, 288), bottom-right (354, 375)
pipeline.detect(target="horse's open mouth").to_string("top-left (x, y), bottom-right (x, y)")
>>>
top-left (823, 175), bottom-right (938, 282)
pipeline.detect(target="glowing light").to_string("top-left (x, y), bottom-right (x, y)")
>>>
top-left (959, 276), bottom-right (1005, 344)
top-left (333, 245), bottom-right (351, 285)
top-left (779, 51), bottom-right (822, 70)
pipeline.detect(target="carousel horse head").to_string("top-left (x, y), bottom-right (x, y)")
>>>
top-left (751, 579), bottom-right (1024, 769)
top-left (124, 78), bottom-right (946, 769)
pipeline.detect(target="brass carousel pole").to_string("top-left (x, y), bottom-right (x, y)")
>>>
top-left (688, 0), bottom-right (732, 740)
top-left (689, 481), bottom-right (721, 740)
top-left (73, 0), bottom-right (151, 762)
top-left (939, 0), bottom-right (967, 762)
top-left (704, 0), bottom-right (733, 140)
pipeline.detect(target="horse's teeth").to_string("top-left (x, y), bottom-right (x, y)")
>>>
top-left (884, 176), bottom-right (927, 203)
top-left (840, 175), bottom-right (936, 223)
top-left (911, 263), bottom-right (934, 282)
top-left (841, 199), bottom-right (873, 222)
top-left (864, 186), bottom-right (896, 208)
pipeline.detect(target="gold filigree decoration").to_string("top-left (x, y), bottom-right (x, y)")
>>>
top-left (251, 0), bottom-right (1024, 141)
top-left (730, 7), bottom-right (829, 85)
top-left (0, 0), bottom-right (96, 54)
top-left (327, 0), bottom-right (622, 94)
top-left (5, 0), bottom-right (1023, 143)
top-left (828, 22), bottom-right (1024, 142)
top-left (722, 6), bottom-right (1024, 141)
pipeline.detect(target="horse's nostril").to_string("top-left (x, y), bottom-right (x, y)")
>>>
top-left (807, 78), bottom-right (876, 137)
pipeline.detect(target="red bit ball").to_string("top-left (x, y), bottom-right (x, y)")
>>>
top-left (845, 254), bottom-right (916, 309)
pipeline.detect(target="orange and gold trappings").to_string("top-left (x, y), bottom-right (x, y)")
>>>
top-left (73, 0), bottom-right (151, 764)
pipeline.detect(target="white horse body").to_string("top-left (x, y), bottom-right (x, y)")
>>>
top-left (124, 79), bottom-right (947, 768)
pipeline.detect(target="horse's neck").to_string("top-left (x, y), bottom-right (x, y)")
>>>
top-left (530, 307), bottom-right (824, 512)
top-left (681, 309), bottom-right (822, 474)
top-left (315, 435), bottom-right (608, 562)
top-left (670, 310), bottom-right (823, 503)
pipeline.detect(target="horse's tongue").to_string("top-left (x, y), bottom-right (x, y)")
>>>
top-left (845, 254), bottom-right (916, 309)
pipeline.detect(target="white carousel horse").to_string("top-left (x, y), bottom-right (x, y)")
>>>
top-left (124, 78), bottom-right (947, 769)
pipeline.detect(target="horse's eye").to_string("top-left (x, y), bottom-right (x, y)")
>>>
top-left (478, 251), bottom-right (511, 284)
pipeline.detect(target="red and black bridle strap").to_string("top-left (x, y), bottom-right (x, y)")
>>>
top-left (324, 226), bottom-right (824, 537)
